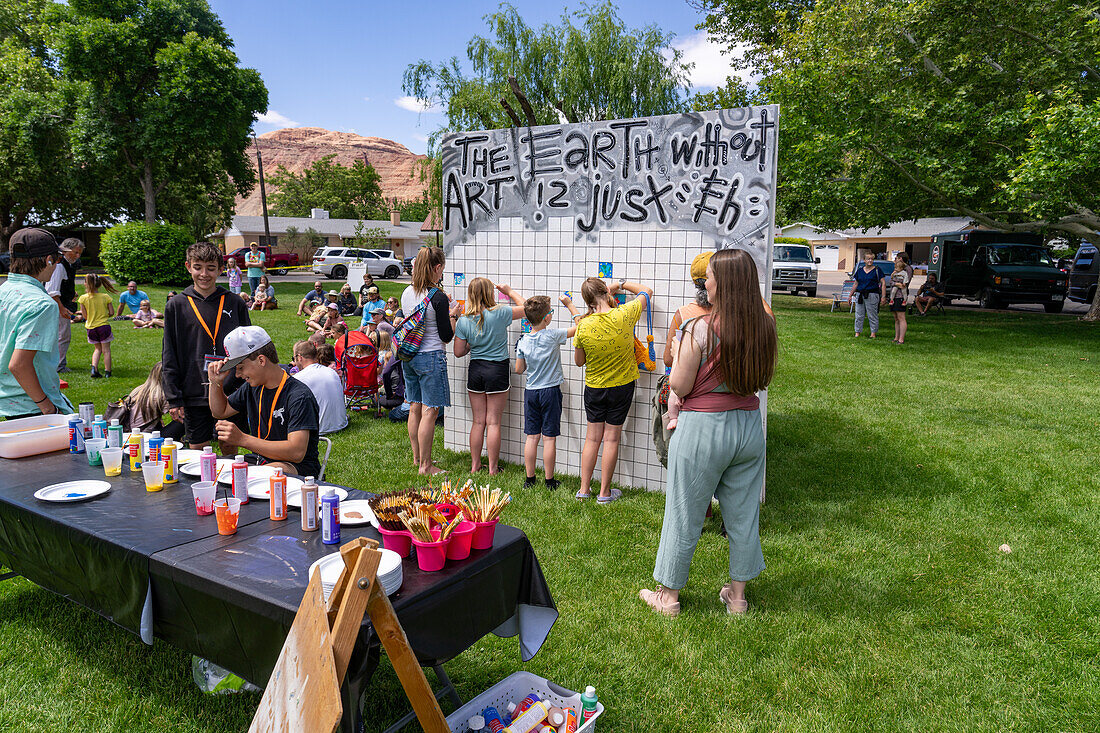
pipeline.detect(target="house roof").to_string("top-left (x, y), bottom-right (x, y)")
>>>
top-left (421, 209), bottom-right (442, 232)
top-left (220, 215), bottom-right (425, 240)
top-left (781, 216), bottom-right (977, 241)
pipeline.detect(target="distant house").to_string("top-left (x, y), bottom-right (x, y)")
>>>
top-left (214, 209), bottom-right (429, 261)
top-left (781, 216), bottom-right (978, 271)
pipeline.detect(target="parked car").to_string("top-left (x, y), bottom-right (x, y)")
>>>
top-left (771, 243), bottom-right (819, 297)
top-left (225, 245), bottom-right (300, 276)
top-left (404, 255), bottom-right (415, 274)
top-left (312, 247), bottom-right (403, 280)
top-left (1067, 242), bottom-right (1098, 305)
top-left (928, 230), bottom-right (1067, 312)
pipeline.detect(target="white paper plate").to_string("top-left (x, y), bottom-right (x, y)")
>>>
top-left (245, 475), bottom-right (304, 501)
top-left (287, 486), bottom-right (347, 510)
top-left (218, 462), bottom-right (279, 486)
top-left (122, 431), bottom-right (155, 444)
top-left (176, 449), bottom-right (203, 464)
top-left (310, 550), bottom-right (402, 601)
top-left (338, 499), bottom-right (377, 527)
top-left (34, 480), bottom-right (111, 503)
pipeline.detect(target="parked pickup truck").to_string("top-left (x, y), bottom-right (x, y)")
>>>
top-left (927, 230), bottom-right (1067, 312)
top-left (225, 245), bottom-right (300, 276)
top-left (772, 243), bottom-right (819, 297)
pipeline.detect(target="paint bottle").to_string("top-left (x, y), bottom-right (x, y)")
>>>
top-left (561, 708), bottom-right (578, 733)
top-left (321, 486), bottom-right (340, 544)
top-left (79, 401), bottom-right (95, 438)
top-left (199, 446), bottom-right (216, 482)
top-left (147, 430), bottom-right (163, 464)
top-left (106, 418), bottom-right (123, 449)
top-left (466, 715), bottom-right (486, 732)
top-left (536, 727), bottom-right (555, 733)
top-left (68, 416), bottom-right (85, 454)
top-left (231, 455), bottom-right (249, 504)
top-left (506, 694), bottom-right (542, 721)
top-left (300, 477), bottom-right (319, 532)
top-left (127, 432), bottom-right (144, 471)
top-left (580, 687), bottom-right (597, 724)
top-left (162, 439), bottom-right (178, 483)
top-left (269, 468), bottom-right (287, 521)
top-left (502, 701), bottom-right (550, 733)
top-left (91, 415), bottom-right (107, 441)
top-left (545, 708), bottom-right (565, 728)
top-left (482, 708), bottom-right (506, 733)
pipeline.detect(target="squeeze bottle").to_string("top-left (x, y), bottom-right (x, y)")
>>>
top-left (199, 446), bottom-right (217, 482)
top-left (300, 477), bottom-right (319, 532)
top-left (321, 486), bottom-right (340, 544)
top-left (106, 418), bottom-right (123, 448)
top-left (580, 687), bottom-right (597, 723)
top-left (231, 455), bottom-right (249, 503)
top-left (269, 468), bottom-right (288, 521)
top-left (162, 439), bottom-right (178, 483)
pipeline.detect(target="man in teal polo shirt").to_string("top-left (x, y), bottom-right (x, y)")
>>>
top-left (0, 228), bottom-right (74, 418)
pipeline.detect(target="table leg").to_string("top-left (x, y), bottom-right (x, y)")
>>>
top-left (378, 663), bottom-right (461, 733)
top-left (341, 642), bottom-right (381, 733)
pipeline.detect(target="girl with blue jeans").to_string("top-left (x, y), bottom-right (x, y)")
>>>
top-left (640, 248), bottom-right (778, 617)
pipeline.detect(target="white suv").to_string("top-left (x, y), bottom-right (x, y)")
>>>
top-left (312, 247), bottom-right (404, 280)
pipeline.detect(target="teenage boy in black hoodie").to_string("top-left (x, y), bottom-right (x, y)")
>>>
top-left (162, 242), bottom-right (252, 448)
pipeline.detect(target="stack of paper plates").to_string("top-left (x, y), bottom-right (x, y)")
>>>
top-left (308, 548), bottom-right (402, 602)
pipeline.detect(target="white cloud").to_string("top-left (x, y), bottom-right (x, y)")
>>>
top-left (362, 96), bottom-right (371, 102)
top-left (413, 134), bottom-right (429, 143)
top-left (672, 32), bottom-right (752, 89)
top-left (394, 96), bottom-right (440, 113)
top-left (256, 110), bottom-right (300, 128)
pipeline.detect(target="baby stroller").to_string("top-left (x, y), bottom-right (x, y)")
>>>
top-left (336, 330), bottom-right (380, 414)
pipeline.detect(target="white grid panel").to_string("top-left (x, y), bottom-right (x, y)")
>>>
top-left (443, 217), bottom-right (765, 492)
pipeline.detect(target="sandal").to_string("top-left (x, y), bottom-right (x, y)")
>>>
top-left (597, 488), bottom-right (623, 505)
top-left (575, 489), bottom-right (592, 500)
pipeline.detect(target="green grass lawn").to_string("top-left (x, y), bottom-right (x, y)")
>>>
top-left (2, 287), bottom-right (1098, 732)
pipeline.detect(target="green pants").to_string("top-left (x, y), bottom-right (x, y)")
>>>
top-left (653, 408), bottom-right (766, 590)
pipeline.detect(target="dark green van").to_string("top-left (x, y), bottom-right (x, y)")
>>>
top-left (928, 230), bottom-right (1067, 312)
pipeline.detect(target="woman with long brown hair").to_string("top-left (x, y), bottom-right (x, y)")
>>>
top-left (400, 246), bottom-right (461, 475)
top-left (640, 248), bottom-right (778, 617)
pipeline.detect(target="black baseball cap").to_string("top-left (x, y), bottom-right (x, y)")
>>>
top-left (10, 228), bottom-right (60, 259)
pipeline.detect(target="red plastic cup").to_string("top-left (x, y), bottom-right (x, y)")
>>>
top-left (471, 519), bottom-right (498, 550)
top-left (445, 520), bottom-right (476, 561)
top-left (413, 535), bottom-right (448, 572)
top-left (377, 526), bottom-right (412, 557)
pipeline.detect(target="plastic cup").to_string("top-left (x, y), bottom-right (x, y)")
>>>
top-left (85, 438), bottom-right (106, 467)
top-left (191, 481), bottom-right (217, 516)
top-left (412, 534), bottom-right (448, 572)
top-left (435, 503), bottom-right (459, 523)
top-left (141, 460), bottom-right (165, 492)
top-left (471, 519), bottom-right (499, 550)
top-left (445, 520), bottom-right (476, 561)
top-left (214, 498), bottom-right (241, 535)
top-left (100, 447), bottom-right (124, 477)
top-left (377, 526), bottom-right (412, 557)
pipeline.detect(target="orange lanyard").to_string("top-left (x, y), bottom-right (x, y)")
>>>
top-left (258, 372), bottom-right (289, 440)
top-left (187, 295), bottom-right (225, 350)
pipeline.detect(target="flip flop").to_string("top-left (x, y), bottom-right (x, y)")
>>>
top-left (575, 490), bottom-right (592, 500)
top-left (597, 488), bottom-right (623, 505)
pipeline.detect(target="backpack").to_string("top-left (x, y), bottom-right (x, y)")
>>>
top-left (394, 288), bottom-right (438, 362)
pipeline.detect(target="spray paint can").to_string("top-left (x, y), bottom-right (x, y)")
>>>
top-left (78, 402), bottom-right (95, 438)
top-left (580, 687), bottom-right (597, 724)
top-left (127, 432), bottom-right (144, 471)
top-left (91, 415), bottom-right (107, 441)
top-left (147, 431), bottom-right (163, 464)
top-left (321, 486), bottom-right (340, 544)
top-left (269, 468), bottom-right (287, 521)
top-left (199, 446), bottom-right (217, 483)
top-left (231, 455), bottom-right (249, 504)
top-left (300, 477), bottom-right (319, 532)
top-left (162, 439), bottom-right (178, 483)
top-left (68, 416), bottom-right (85, 454)
top-left (106, 418), bottom-right (123, 448)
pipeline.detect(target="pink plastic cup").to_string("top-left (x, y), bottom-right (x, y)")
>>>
top-left (412, 534), bottom-right (448, 572)
top-left (377, 526), bottom-right (412, 557)
top-left (445, 521), bottom-right (476, 561)
top-left (435, 503), bottom-right (459, 523)
top-left (471, 519), bottom-right (498, 550)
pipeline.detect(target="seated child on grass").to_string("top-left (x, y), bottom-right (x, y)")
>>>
top-left (132, 299), bottom-right (164, 328)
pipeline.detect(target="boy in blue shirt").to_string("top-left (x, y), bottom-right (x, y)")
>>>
top-left (514, 294), bottom-right (580, 490)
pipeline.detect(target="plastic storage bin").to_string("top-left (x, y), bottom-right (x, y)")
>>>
top-left (0, 413), bottom-right (72, 458)
top-left (445, 671), bottom-right (604, 732)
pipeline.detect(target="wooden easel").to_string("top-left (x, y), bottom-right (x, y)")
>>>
top-left (250, 538), bottom-right (450, 733)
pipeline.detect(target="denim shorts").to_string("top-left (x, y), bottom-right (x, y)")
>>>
top-left (404, 349), bottom-right (450, 409)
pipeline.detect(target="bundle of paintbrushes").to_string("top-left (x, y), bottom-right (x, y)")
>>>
top-left (398, 503), bottom-right (447, 542)
top-left (424, 477), bottom-right (475, 504)
top-left (457, 485), bottom-right (511, 523)
top-left (438, 512), bottom-right (466, 542)
top-left (368, 490), bottom-right (430, 531)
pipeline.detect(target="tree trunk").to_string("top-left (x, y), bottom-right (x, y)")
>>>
top-left (141, 160), bottom-right (157, 223)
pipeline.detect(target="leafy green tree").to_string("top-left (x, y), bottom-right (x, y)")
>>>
top-left (267, 155), bottom-right (385, 221)
top-left (57, 0), bottom-right (267, 223)
top-left (697, 0), bottom-right (1100, 317)
top-left (403, 1), bottom-right (692, 142)
top-left (283, 225), bottom-right (327, 262)
top-left (395, 194), bottom-right (431, 224)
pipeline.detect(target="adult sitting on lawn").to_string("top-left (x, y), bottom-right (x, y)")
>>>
top-left (116, 281), bottom-right (150, 319)
top-left (914, 272), bottom-right (945, 316)
top-left (336, 284), bottom-right (357, 316)
top-left (296, 281), bottom-right (326, 316)
top-left (207, 325), bottom-right (321, 477)
top-left (360, 286), bottom-right (385, 318)
top-left (361, 305), bottom-right (394, 339)
top-left (249, 275), bottom-right (277, 311)
top-left (640, 248), bottom-right (777, 617)
top-left (291, 340), bottom-right (347, 435)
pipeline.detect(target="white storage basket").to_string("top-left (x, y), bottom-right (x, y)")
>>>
top-left (445, 671), bottom-right (604, 732)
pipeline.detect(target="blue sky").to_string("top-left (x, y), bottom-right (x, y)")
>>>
top-left (208, 0), bottom-right (741, 155)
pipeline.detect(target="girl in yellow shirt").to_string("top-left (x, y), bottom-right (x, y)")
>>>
top-left (77, 274), bottom-right (116, 378)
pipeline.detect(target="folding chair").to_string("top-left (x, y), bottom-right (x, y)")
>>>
top-left (831, 278), bottom-right (857, 312)
top-left (316, 436), bottom-right (332, 482)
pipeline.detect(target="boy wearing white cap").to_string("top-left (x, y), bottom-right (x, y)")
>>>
top-left (206, 325), bottom-right (322, 476)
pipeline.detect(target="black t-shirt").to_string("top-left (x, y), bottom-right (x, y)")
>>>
top-left (227, 375), bottom-right (321, 476)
